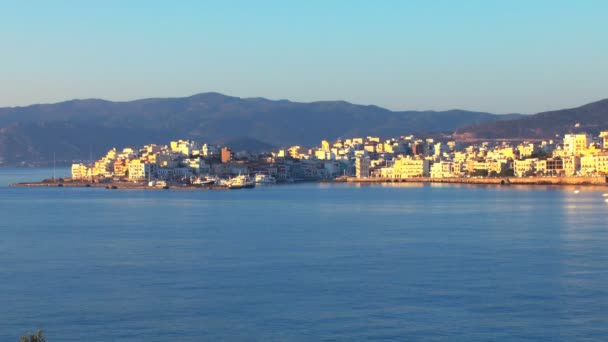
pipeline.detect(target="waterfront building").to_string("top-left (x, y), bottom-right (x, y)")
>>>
top-left (545, 158), bottom-right (564, 175)
top-left (71, 163), bottom-right (91, 180)
top-left (430, 161), bottom-right (455, 178)
top-left (355, 156), bottom-right (371, 178)
top-left (581, 153), bottom-right (608, 175)
top-left (128, 159), bottom-right (155, 181)
top-left (562, 156), bottom-right (581, 176)
top-left (157, 167), bottom-right (191, 179)
top-left (392, 156), bottom-right (429, 178)
top-left (514, 158), bottom-right (539, 177)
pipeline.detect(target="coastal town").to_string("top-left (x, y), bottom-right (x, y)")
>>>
top-left (54, 130), bottom-right (608, 189)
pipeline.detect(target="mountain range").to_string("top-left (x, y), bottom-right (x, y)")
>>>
top-left (454, 99), bottom-right (608, 140)
top-left (0, 92), bottom-right (607, 165)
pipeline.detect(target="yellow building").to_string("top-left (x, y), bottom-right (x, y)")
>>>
top-left (288, 146), bottom-right (306, 159)
top-left (563, 134), bottom-right (591, 156)
top-left (582, 144), bottom-right (603, 156)
top-left (513, 158), bottom-right (539, 177)
top-left (113, 159), bottom-right (127, 177)
top-left (321, 140), bottom-right (330, 152)
top-left (581, 153), bottom-right (608, 175)
top-left (392, 156), bottom-right (429, 178)
top-left (71, 163), bottom-right (91, 180)
top-left (383, 142), bottom-right (395, 154)
top-left (600, 131), bottom-right (608, 149)
top-left (517, 143), bottom-right (536, 158)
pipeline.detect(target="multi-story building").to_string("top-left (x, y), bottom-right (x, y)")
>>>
top-left (517, 143), bottom-right (537, 158)
top-left (563, 134), bottom-right (591, 156)
top-left (355, 156), bottom-right (370, 178)
top-left (170, 140), bottom-right (200, 156)
top-left (113, 159), bottom-right (128, 177)
top-left (221, 147), bottom-right (232, 163)
top-left (128, 159), bottom-right (155, 181)
top-left (430, 161), bottom-right (455, 178)
top-left (562, 156), bottom-right (581, 176)
top-left (581, 153), bottom-right (608, 175)
top-left (392, 156), bottom-right (429, 178)
top-left (546, 158), bottom-right (564, 174)
top-left (600, 131), bottom-right (608, 149)
top-left (71, 163), bottom-right (91, 180)
top-left (513, 158), bottom-right (539, 177)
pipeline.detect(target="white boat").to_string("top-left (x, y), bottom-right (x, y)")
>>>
top-left (255, 173), bottom-right (276, 184)
top-left (193, 175), bottom-right (217, 186)
top-left (217, 178), bottom-right (231, 187)
top-left (148, 180), bottom-right (168, 188)
top-left (228, 175), bottom-right (255, 189)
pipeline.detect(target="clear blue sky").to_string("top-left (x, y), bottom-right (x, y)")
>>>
top-left (1, 0), bottom-right (606, 113)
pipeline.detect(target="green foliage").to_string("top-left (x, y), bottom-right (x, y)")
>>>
top-left (18, 329), bottom-right (46, 342)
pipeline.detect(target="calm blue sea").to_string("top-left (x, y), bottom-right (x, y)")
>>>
top-left (1, 168), bottom-right (608, 341)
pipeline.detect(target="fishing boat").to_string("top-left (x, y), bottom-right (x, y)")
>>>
top-left (192, 175), bottom-right (218, 186)
top-left (228, 175), bottom-right (255, 189)
top-left (254, 173), bottom-right (276, 184)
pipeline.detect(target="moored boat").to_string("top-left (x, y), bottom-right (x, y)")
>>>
top-left (227, 175), bottom-right (256, 189)
top-left (254, 173), bottom-right (276, 184)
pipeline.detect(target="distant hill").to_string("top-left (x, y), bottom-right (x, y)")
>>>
top-left (454, 99), bottom-right (608, 140)
top-left (0, 92), bottom-right (522, 165)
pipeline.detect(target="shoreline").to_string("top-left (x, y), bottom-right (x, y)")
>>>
top-left (344, 176), bottom-right (607, 186)
top-left (9, 175), bottom-right (608, 189)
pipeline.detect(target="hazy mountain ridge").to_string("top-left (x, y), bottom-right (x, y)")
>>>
top-left (0, 92), bottom-right (526, 164)
top-left (454, 99), bottom-right (608, 140)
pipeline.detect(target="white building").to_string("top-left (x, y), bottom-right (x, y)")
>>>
top-left (128, 160), bottom-right (155, 180)
top-left (430, 161), bottom-right (456, 178)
